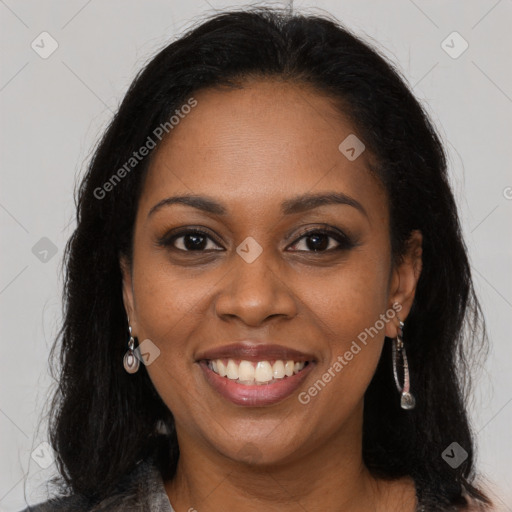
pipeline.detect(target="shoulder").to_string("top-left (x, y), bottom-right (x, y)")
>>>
top-left (19, 456), bottom-right (174, 512)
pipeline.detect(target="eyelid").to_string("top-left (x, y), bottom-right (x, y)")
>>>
top-left (290, 224), bottom-right (349, 240)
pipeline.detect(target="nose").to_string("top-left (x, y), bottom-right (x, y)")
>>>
top-left (214, 251), bottom-right (298, 327)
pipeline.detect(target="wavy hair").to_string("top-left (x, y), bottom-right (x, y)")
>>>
top-left (41, 7), bottom-right (490, 509)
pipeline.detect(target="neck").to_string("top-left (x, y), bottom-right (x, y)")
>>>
top-left (164, 406), bottom-right (416, 512)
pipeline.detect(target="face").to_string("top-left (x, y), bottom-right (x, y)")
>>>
top-left (121, 79), bottom-right (422, 468)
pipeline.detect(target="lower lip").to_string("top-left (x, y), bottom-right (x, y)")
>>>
top-left (199, 361), bottom-right (315, 407)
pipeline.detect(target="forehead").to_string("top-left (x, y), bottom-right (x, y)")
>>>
top-left (138, 79), bottom-right (386, 223)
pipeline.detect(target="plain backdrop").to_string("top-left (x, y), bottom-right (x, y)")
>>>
top-left (1, 1), bottom-right (511, 510)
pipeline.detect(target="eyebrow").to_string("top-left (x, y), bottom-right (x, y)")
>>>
top-left (147, 192), bottom-right (368, 219)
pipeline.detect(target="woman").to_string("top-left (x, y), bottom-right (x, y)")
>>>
top-left (22, 7), bottom-right (493, 511)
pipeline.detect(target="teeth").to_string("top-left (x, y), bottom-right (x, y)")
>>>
top-left (254, 361), bottom-right (273, 382)
top-left (217, 360), bottom-right (227, 377)
top-left (207, 358), bottom-right (308, 385)
top-left (294, 362), bottom-right (302, 374)
top-left (273, 360), bottom-right (285, 379)
top-left (238, 360), bottom-right (255, 382)
top-left (226, 359), bottom-right (239, 380)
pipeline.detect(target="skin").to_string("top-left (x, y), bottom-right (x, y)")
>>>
top-left (120, 79), bottom-right (423, 512)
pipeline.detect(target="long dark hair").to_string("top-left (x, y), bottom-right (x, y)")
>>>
top-left (40, 6), bottom-right (490, 509)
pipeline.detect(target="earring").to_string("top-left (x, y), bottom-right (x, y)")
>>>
top-left (123, 324), bottom-right (140, 374)
top-left (392, 315), bottom-right (416, 410)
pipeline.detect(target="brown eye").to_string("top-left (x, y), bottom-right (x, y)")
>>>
top-left (158, 229), bottom-right (223, 252)
top-left (288, 229), bottom-right (355, 253)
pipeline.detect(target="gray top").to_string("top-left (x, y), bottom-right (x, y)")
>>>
top-left (19, 457), bottom-right (176, 512)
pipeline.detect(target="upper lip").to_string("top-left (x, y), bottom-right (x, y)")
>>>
top-left (196, 342), bottom-right (316, 363)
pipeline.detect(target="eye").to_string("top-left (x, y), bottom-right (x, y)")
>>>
top-left (157, 226), bottom-right (356, 254)
top-left (158, 229), bottom-right (223, 252)
top-left (287, 228), bottom-right (355, 253)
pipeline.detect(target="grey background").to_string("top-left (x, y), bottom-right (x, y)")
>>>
top-left (1, 0), bottom-right (511, 510)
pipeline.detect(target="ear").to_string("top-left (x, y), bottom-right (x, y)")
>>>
top-left (385, 230), bottom-right (423, 338)
top-left (120, 254), bottom-right (137, 332)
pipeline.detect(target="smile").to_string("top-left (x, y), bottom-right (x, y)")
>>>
top-left (196, 342), bottom-right (316, 406)
top-left (207, 358), bottom-right (310, 385)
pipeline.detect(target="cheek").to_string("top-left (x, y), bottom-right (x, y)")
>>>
top-left (130, 261), bottom-right (209, 422)
top-left (131, 255), bottom-right (207, 341)
top-left (310, 250), bottom-right (391, 391)
top-left (315, 246), bottom-right (391, 337)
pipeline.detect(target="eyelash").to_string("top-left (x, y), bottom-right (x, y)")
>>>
top-left (156, 227), bottom-right (356, 254)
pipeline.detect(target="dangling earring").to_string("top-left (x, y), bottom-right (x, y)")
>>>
top-left (123, 324), bottom-right (140, 374)
top-left (392, 315), bottom-right (416, 410)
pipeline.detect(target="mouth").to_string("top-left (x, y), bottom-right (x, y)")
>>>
top-left (196, 342), bottom-right (316, 406)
